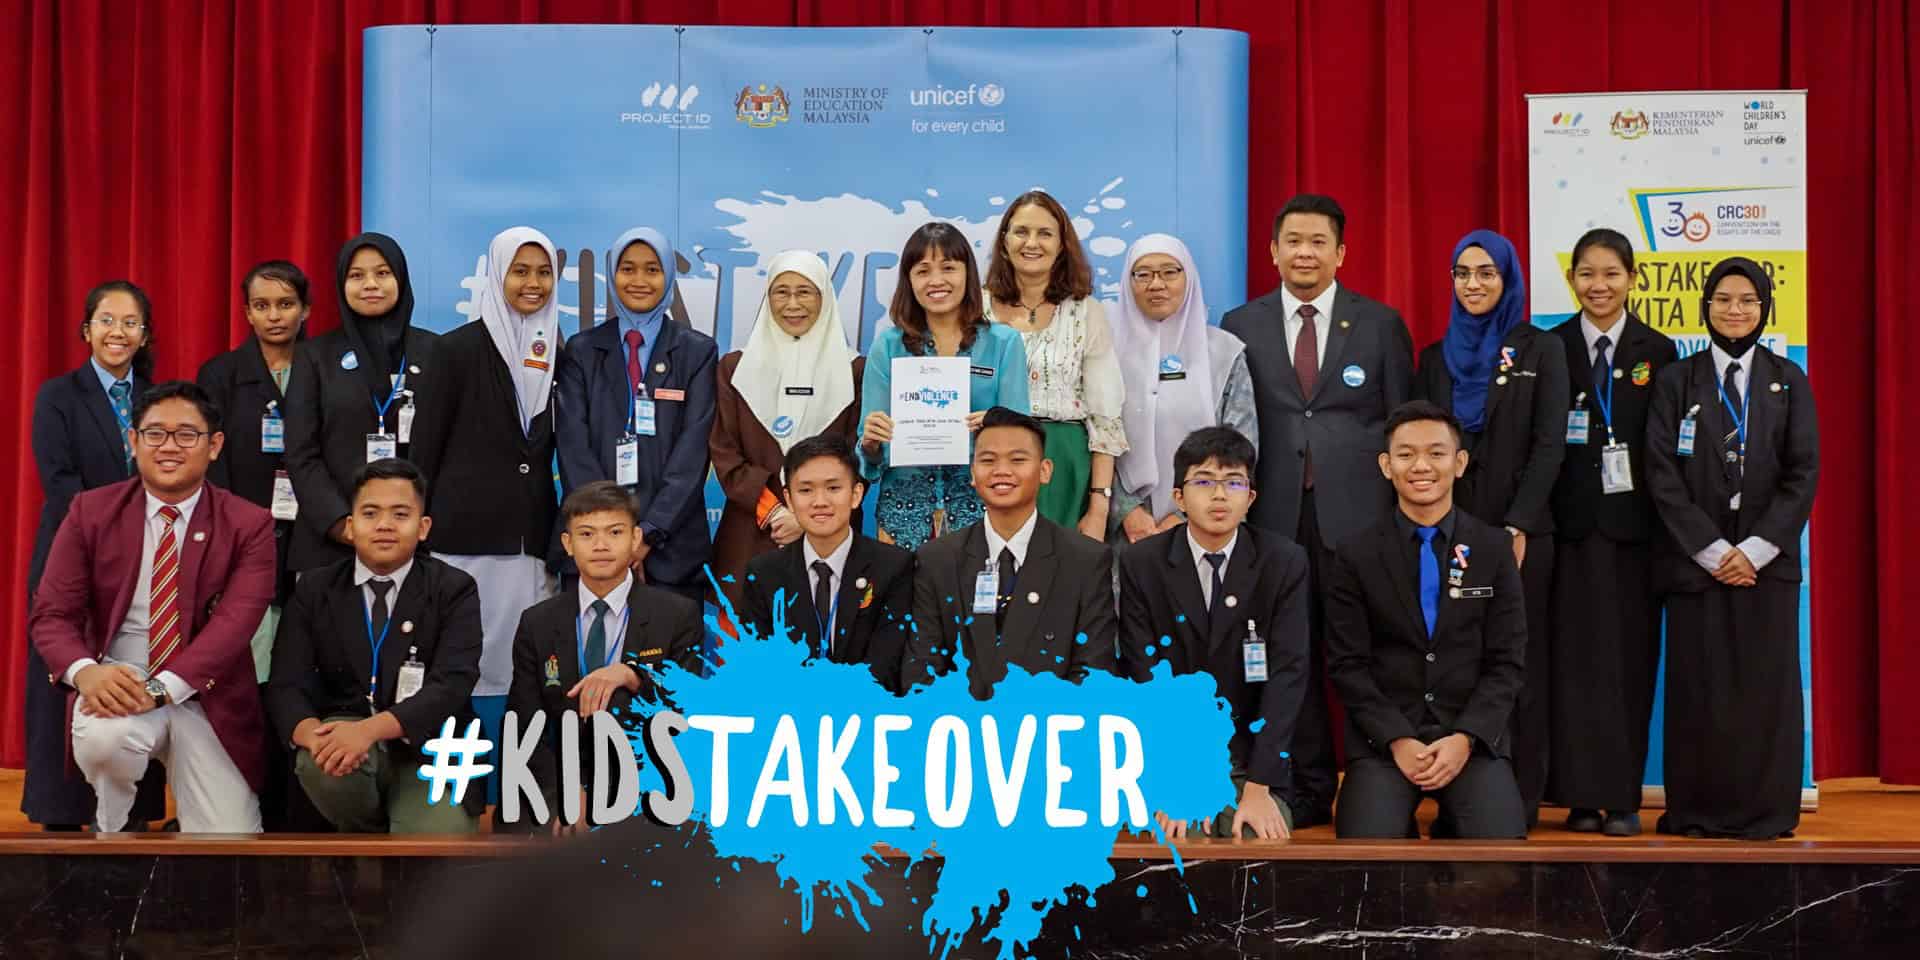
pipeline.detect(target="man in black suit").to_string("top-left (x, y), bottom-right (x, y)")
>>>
top-left (908, 407), bottom-right (1118, 698)
top-left (1118, 426), bottom-right (1308, 840)
top-left (267, 458), bottom-right (485, 833)
top-left (504, 481), bottom-right (705, 831)
top-left (739, 435), bottom-right (914, 694)
top-left (1222, 193), bottom-right (1414, 828)
top-left (1326, 401), bottom-right (1526, 839)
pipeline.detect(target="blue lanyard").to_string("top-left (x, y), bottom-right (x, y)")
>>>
top-left (1591, 351), bottom-right (1617, 439)
top-left (576, 604), bottom-right (632, 676)
top-left (372, 354), bottom-right (408, 421)
top-left (1714, 362), bottom-right (1749, 457)
top-left (814, 584), bottom-right (842, 660)
top-left (362, 594), bottom-right (395, 703)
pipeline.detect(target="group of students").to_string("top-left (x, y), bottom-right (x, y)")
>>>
top-left (22, 190), bottom-right (1817, 842)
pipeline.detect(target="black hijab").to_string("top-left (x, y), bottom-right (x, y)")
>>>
top-left (1700, 256), bottom-right (1772, 357)
top-left (335, 232), bottom-right (416, 390)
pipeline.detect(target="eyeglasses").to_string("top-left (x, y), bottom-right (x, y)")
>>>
top-left (136, 427), bottom-right (205, 448)
top-left (1709, 295), bottom-right (1764, 312)
top-left (1450, 267), bottom-right (1501, 284)
top-left (1182, 477), bottom-right (1251, 495)
top-left (93, 315), bottom-right (146, 333)
top-left (1130, 266), bottom-right (1185, 285)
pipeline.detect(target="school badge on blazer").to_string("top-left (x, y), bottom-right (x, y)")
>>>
top-left (1631, 361), bottom-right (1652, 386)
top-left (859, 583), bottom-right (875, 610)
top-left (544, 655), bottom-right (561, 687)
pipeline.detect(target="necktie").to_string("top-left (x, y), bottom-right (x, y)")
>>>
top-left (1294, 304), bottom-right (1320, 488)
top-left (811, 560), bottom-right (835, 658)
top-left (624, 329), bottom-right (646, 398)
top-left (1415, 526), bottom-right (1440, 638)
top-left (1592, 334), bottom-right (1612, 395)
top-left (109, 380), bottom-right (133, 464)
top-left (147, 505), bottom-right (185, 673)
top-left (994, 547), bottom-right (1018, 635)
top-left (1203, 552), bottom-right (1227, 626)
top-left (1724, 361), bottom-right (1744, 422)
top-left (584, 598), bottom-right (610, 672)
top-left (368, 578), bottom-right (393, 640)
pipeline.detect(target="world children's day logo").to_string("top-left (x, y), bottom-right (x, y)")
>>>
top-left (413, 595), bottom-right (1242, 957)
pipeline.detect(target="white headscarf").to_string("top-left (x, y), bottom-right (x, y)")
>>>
top-left (474, 226), bottom-right (560, 432)
top-left (734, 250), bottom-right (857, 453)
top-left (1110, 234), bottom-right (1216, 519)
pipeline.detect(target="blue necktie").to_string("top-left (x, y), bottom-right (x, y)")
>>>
top-left (1416, 526), bottom-right (1440, 637)
top-left (109, 380), bottom-right (133, 464)
top-left (585, 599), bottom-right (609, 673)
top-left (1591, 334), bottom-right (1612, 396)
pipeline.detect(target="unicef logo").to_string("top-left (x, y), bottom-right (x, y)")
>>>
top-left (1159, 355), bottom-right (1184, 375)
top-left (979, 83), bottom-right (1005, 107)
top-left (771, 415), bottom-right (795, 438)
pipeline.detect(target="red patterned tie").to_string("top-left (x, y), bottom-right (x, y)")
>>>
top-left (625, 329), bottom-right (646, 397)
top-left (148, 505), bottom-right (185, 672)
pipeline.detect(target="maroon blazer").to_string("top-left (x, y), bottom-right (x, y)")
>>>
top-left (29, 477), bottom-right (277, 791)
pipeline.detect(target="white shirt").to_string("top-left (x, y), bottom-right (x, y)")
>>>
top-left (354, 556), bottom-right (414, 619)
top-left (1579, 312), bottom-right (1625, 369)
top-left (1279, 280), bottom-right (1339, 370)
top-left (1186, 528), bottom-right (1240, 609)
top-left (576, 571), bottom-right (635, 668)
top-left (1689, 343), bottom-right (1779, 574)
top-left (801, 531), bottom-right (855, 649)
top-left (63, 487), bottom-right (205, 704)
top-left (982, 508), bottom-right (1041, 571)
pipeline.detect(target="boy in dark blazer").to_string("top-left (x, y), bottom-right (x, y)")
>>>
top-left (908, 407), bottom-right (1118, 699)
top-left (1326, 401), bottom-right (1527, 839)
top-left (267, 458), bottom-right (484, 833)
top-left (505, 481), bottom-right (705, 829)
top-left (739, 435), bottom-right (914, 693)
top-left (1117, 426), bottom-right (1309, 840)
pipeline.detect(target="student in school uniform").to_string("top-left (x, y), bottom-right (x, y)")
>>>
top-left (1326, 401), bottom-right (1527, 840)
top-left (1644, 257), bottom-right (1817, 840)
top-left (907, 407), bottom-right (1118, 698)
top-left (505, 481), bottom-right (705, 830)
top-left (738, 435), bottom-right (915, 693)
top-left (196, 259), bottom-right (319, 830)
top-left (1411, 230), bottom-right (1568, 826)
top-left (1117, 426), bottom-right (1308, 840)
top-left (283, 233), bottom-right (439, 576)
top-left (554, 227), bottom-right (718, 604)
top-left (1545, 228), bottom-right (1678, 837)
top-left (267, 459), bottom-right (485, 833)
top-left (23, 280), bottom-right (166, 829)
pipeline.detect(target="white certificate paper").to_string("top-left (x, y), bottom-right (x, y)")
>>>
top-left (889, 356), bottom-right (971, 467)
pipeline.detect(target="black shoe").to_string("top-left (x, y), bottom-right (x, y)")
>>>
top-left (1565, 808), bottom-right (1603, 833)
top-left (1600, 812), bottom-right (1641, 837)
top-left (1656, 813), bottom-right (1707, 838)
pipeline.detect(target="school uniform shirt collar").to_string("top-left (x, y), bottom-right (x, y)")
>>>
top-left (1708, 342), bottom-right (1756, 402)
top-left (145, 486), bottom-right (204, 529)
top-left (91, 357), bottom-right (132, 394)
top-left (1279, 280), bottom-right (1339, 325)
top-left (982, 508), bottom-right (1040, 570)
top-left (1185, 527), bottom-right (1239, 573)
top-left (578, 571), bottom-right (635, 617)
top-left (353, 556), bottom-right (415, 598)
top-left (802, 530), bottom-right (855, 587)
top-left (1579, 312), bottom-right (1627, 365)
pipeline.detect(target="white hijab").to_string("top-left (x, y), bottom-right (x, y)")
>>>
top-left (734, 250), bottom-right (857, 453)
top-left (474, 226), bottom-right (560, 432)
top-left (1110, 234), bottom-right (1215, 519)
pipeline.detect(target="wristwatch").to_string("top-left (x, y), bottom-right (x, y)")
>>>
top-left (1088, 485), bottom-right (1112, 499)
top-left (145, 677), bottom-right (170, 707)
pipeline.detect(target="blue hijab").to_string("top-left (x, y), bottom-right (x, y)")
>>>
top-left (606, 226), bottom-right (677, 329)
top-left (1441, 229), bottom-right (1527, 432)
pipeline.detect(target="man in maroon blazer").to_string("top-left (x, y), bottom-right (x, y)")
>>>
top-left (30, 381), bottom-right (276, 832)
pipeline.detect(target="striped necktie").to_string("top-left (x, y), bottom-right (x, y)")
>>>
top-left (148, 505), bottom-right (185, 672)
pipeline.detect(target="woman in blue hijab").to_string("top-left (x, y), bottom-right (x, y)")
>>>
top-left (1412, 228), bottom-right (1569, 828)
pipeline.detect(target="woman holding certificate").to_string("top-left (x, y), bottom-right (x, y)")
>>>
top-left (860, 222), bottom-right (1030, 551)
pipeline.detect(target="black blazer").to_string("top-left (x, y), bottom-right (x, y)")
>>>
top-left (1644, 348), bottom-right (1817, 593)
top-left (265, 555), bottom-right (485, 814)
top-left (197, 337), bottom-right (295, 603)
top-left (1547, 314), bottom-right (1678, 543)
top-left (1324, 509), bottom-right (1527, 761)
top-left (554, 318), bottom-right (718, 587)
top-left (410, 322), bottom-right (558, 563)
top-left (504, 581), bottom-right (705, 810)
top-left (1116, 524), bottom-right (1310, 789)
top-left (1223, 285), bottom-right (1413, 549)
top-left (1414, 325), bottom-right (1569, 535)
top-left (739, 534), bottom-right (915, 694)
top-left (282, 324), bottom-right (440, 572)
top-left (29, 364), bottom-right (148, 594)
top-left (907, 516), bottom-right (1119, 698)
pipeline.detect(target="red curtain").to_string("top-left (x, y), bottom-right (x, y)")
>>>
top-left (2, 0), bottom-right (1912, 780)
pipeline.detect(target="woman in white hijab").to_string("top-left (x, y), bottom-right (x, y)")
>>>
top-left (412, 226), bottom-right (563, 779)
top-left (1110, 234), bottom-right (1259, 542)
top-left (709, 249), bottom-right (862, 614)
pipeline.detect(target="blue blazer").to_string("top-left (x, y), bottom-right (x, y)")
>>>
top-left (555, 317), bottom-right (718, 588)
top-left (30, 365), bottom-right (147, 594)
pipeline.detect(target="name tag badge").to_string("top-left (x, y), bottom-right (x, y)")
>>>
top-left (654, 388), bottom-right (686, 403)
top-left (1599, 442), bottom-right (1634, 495)
top-left (1457, 586), bottom-right (1495, 600)
top-left (1243, 640), bottom-right (1268, 683)
top-left (261, 413), bottom-right (285, 453)
top-left (394, 655), bottom-right (426, 704)
top-left (270, 470), bottom-right (299, 521)
top-left (616, 436), bottom-right (640, 486)
top-left (522, 334), bottom-right (550, 371)
top-left (972, 569), bottom-right (999, 615)
top-left (1157, 371), bottom-right (1187, 382)
top-left (1677, 417), bottom-right (1697, 457)
top-left (634, 398), bottom-right (658, 437)
top-left (783, 386), bottom-right (814, 396)
top-left (366, 433), bottom-right (398, 463)
top-left (396, 400), bottom-right (416, 444)
top-left (1565, 409), bottom-right (1590, 445)
top-left (970, 365), bottom-right (995, 379)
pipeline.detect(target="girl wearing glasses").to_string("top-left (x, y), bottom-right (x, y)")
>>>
top-left (1644, 256), bottom-right (1817, 840)
top-left (24, 280), bottom-right (166, 829)
top-left (1109, 234), bottom-right (1258, 543)
top-left (1412, 229), bottom-right (1570, 827)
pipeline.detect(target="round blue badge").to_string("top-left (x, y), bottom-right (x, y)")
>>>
top-left (341, 350), bottom-right (359, 371)
top-left (771, 415), bottom-right (794, 438)
top-left (1341, 364), bottom-right (1366, 388)
top-left (1159, 354), bottom-right (1184, 374)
